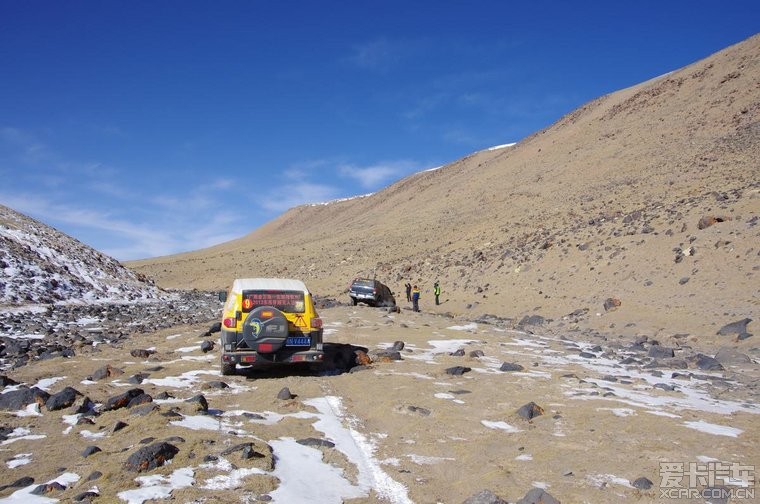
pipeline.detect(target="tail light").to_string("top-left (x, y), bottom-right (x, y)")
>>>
top-left (223, 317), bottom-right (237, 328)
top-left (311, 317), bottom-right (323, 329)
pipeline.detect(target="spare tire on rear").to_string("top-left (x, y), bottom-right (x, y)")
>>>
top-left (241, 306), bottom-right (289, 350)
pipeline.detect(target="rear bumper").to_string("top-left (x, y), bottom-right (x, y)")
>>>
top-left (220, 328), bottom-right (324, 366)
top-left (221, 349), bottom-right (324, 366)
top-left (351, 293), bottom-right (377, 302)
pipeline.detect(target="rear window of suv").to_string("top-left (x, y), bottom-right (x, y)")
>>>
top-left (241, 290), bottom-right (305, 313)
top-left (352, 279), bottom-right (374, 288)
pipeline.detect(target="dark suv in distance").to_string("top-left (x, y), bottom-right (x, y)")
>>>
top-left (348, 278), bottom-right (396, 307)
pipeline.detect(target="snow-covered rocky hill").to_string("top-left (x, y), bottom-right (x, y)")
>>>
top-left (0, 204), bottom-right (162, 307)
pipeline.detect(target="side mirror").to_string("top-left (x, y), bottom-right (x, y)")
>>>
top-left (218, 291), bottom-right (227, 302)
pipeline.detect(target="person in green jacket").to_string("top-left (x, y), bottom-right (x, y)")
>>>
top-left (434, 281), bottom-right (441, 305)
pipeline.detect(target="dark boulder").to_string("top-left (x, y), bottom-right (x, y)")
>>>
top-left (127, 393), bottom-right (153, 408)
top-left (124, 442), bottom-right (179, 472)
top-left (695, 354), bottom-right (724, 371)
top-left (445, 366), bottom-right (471, 376)
top-left (603, 298), bottom-right (621, 312)
top-left (101, 388), bottom-right (144, 411)
top-left (185, 394), bottom-right (208, 412)
top-left (500, 362), bottom-right (525, 372)
top-left (130, 349), bottom-right (155, 359)
top-left (648, 346), bottom-right (675, 359)
top-left (89, 365), bottom-right (124, 381)
top-left (82, 445), bottom-right (102, 458)
top-left (714, 347), bottom-right (752, 365)
top-left (516, 402), bottom-right (544, 420)
top-left (632, 477), bottom-right (653, 489)
top-left (45, 386), bottom-right (81, 411)
top-left (277, 387), bottom-right (294, 400)
top-left (717, 318), bottom-right (752, 338)
top-left (0, 386), bottom-right (50, 411)
top-left (297, 438), bottom-right (336, 448)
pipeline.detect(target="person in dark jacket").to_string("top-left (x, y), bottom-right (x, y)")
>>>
top-left (434, 281), bottom-right (441, 305)
top-left (405, 282), bottom-right (412, 302)
top-left (412, 285), bottom-right (420, 312)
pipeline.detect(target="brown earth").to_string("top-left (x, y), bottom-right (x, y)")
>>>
top-left (1, 305), bottom-right (757, 503)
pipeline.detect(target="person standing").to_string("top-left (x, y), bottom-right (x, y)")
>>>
top-left (411, 285), bottom-right (420, 312)
top-left (405, 282), bottom-right (412, 302)
top-left (434, 281), bottom-right (441, 306)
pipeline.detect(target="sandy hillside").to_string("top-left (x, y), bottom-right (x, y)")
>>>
top-left (127, 35), bottom-right (759, 355)
top-left (1, 304), bottom-right (757, 503)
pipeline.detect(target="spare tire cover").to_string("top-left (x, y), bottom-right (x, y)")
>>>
top-left (242, 306), bottom-right (289, 348)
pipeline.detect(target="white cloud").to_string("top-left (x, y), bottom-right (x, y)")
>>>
top-left (348, 37), bottom-right (399, 72)
top-left (255, 182), bottom-right (342, 213)
top-left (338, 161), bottom-right (418, 189)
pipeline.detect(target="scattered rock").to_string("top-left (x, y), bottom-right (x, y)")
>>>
top-left (31, 481), bottom-right (66, 495)
top-left (200, 340), bottom-right (214, 353)
top-left (407, 405), bottom-right (431, 416)
top-left (277, 387), bottom-right (294, 400)
top-left (648, 346), bottom-right (675, 359)
top-left (714, 347), bottom-right (752, 365)
top-left (603, 298), bottom-right (621, 312)
top-left (203, 380), bottom-right (229, 390)
top-left (0, 476), bottom-right (34, 491)
top-left (101, 388), bottom-right (144, 412)
top-left (516, 402), bottom-right (544, 420)
top-left (221, 442), bottom-right (265, 460)
top-left (124, 441), bottom-right (179, 472)
top-left (695, 354), bottom-right (724, 371)
top-left (297, 438), bottom-right (336, 448)
top-left (518, 315), bottom-right (547, 327)
top-left (45, 386), bottom-right (81, 411)
top-left (73, 490), bottom-right (100, 502)
top-left (90, 365), bottom-right (124, 381)
top-left (127, 393), bottom-right (153, 408)
top-left (445, 366), bottom-right (471, 375)
top-left (113, 421), bottom-right (129, 433)
top-left (127, 373), bottom-right (150, 384)
top-left (632, 476), bottom-right (654, 489)
top-left (130, 349), bottom-right (155, 359)
top-left (698, 216), bottom-right (728, 229)
top-left (717, 318), bottom-right (752, 339)
top-left (184, 394), bottom-right (209, 412)
top-left (461, 489), bottom-right (509, 504)
top-left (500, 362), bottom-right (525, 372)
top-left (0, 386), bottom-right (50, 411)
top-left (82, 445), bottom-right (102, 458)
top-left (516, 487), bottom-right (561, 504)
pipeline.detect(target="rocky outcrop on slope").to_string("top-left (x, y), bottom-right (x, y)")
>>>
top-left (0, 204), bottom-right (162, 306)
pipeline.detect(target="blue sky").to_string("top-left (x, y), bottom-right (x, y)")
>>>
top-left (1, 1), bottom-right (758, 260)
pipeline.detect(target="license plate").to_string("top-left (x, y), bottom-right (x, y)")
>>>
top-left (286, 336), bottom-right (311, 346)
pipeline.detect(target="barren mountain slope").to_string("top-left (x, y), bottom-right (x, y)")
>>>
top-left (129, 34), bottom-right (759, 348)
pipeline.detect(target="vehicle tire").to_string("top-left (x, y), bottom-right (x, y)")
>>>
top-left (221, 360), bottom-right (236, 376)
top-left (352, 298), bottom-right (357, 306)
top-left (242, 306), bottom-right (288, 349)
